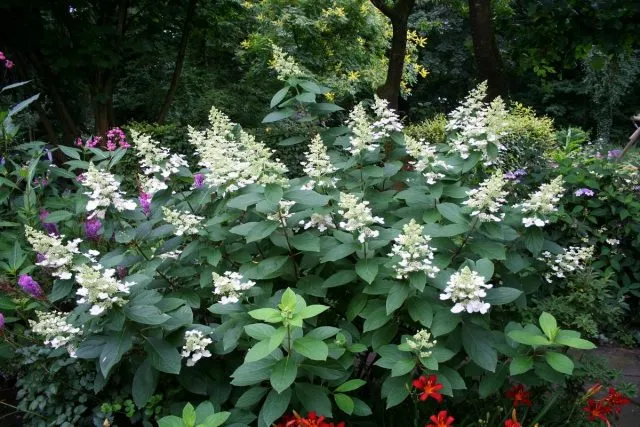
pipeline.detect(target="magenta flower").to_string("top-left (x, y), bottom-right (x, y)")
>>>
top-left (575, 188), bottom-right (595, 197)
top-left (106, 127), bottom-right (130, 149)
top-left (193, 173), bottom-right (205, 189)
top-left (39, 209), bottom-right (59, 236)
top-left (18, 275), bottom-right (43, 298)
top-left (116, 266), bottom-right (128, 280)
top-left (139, 192), bottom-right (152, 216)
top-left (5, 60), bottom-right (14, 69)
top-left (607, 149), bottom-right (623, 159)
top-left (106, 140), bottom-right (117, 151)
top-left (0, 312), bottom-right (4, 330)
top-left (84, 217), bottom-right (102, 240)
top-left (0, 52), bottom-right (5, 61)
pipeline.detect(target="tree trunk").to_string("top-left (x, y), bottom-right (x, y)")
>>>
top-left (157, 0), bottom-right (198, 124)
top-left (370, 0), bottom-right (415, 111)
top-left (468, 0), bottom-right (506, 99)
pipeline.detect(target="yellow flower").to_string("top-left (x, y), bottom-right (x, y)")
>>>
top-left (357, 37), bottom-right (365, 46)
top-left (240, 39), bottom-right (251, 49)
top-left (241, 1), bottom-right (253, 8)
top-left (325, 92), bottom-right (335, 102)
top-left (347, 70), bottom-right (360, 82)
top-left (416, 64), bottom-right (429, 78)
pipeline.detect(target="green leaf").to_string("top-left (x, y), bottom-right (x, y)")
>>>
top-left (270, 87), bottom-right (290, 108)
top-left (544, 351), bottom-right (574, 375)
top-left (263, 108), bottom-right (295, 123)
top-left (478, 364), bottom-right (508, 398)
top-left (245, 327), bottom-right (286, 362)
top-left (158, 415), bottom-right (184, 427)
top-left (468, 240), bottom-right (506, 260)
top-left (246, 221), bottom-right (279, 243)
top-left (508, 330), bottom-right (551, 346)
top-left (244, 323), bottom-right (277, 341)
top-left (391, 358), bottom-right (416, 377)
top-left (49, 280), bottom-right (73, 302)
top-left (320, 243), bottom-right (357, 262)
top-left (242, 255), bottom-right (289, 279)
top-left (280, 288), bottom-right (297, 310)
top-left (293, 337), bottom-right (328, 361)
top-left (278, 136), bottom-right (307, 146)
top-left (124, 305), bottom-right (170, 325)
top-left (202, 412), bottom-right (230, 427)
top-left (462, 324), bottom-right (497, 372)
top-left (323, 270), bottom-right (358, 288)
top-left (310, 102), bottom-right (343, 113)
top-left (195, 400), bottom-right (216, 423)
top-left (554, 334), bottom-right (596, 350)
top-left (227, 193), bottom-right (264, 210)
top-left (437, 202), bottom-right (467, 224)
top-left (295, 383), bottom-right (333, 417)
top-left (236, 387), bottom-right (269, 408)
top-left (44, 210), bottom-right (73, 223)
top-left (299, 305), bottom-right (328, 319)
top-left (290, 234), bottom-right (320, 252)
top-left (334, 393), bottom-right (354, 415)
top-left (132, 359), bottom-right (158, 408)
top-left (431, 309), bottom-right (460, 337)
top-left (539, 312), bottom-right (558, 341)
top-left (346, 294), bottom-right (368, 322)
top-left (270, 357), bottom-right (298, 393)
top-left (183, 403), bottom-right (196, 427)
top-left (524, 227), bottom-right (544, 255)
top-left (475, 259), bottom-right (494, 281)
top-left (334, 379), bottom-right (366, 393)
top-left (485, 287), bottom-right (522, 305)
top-left (285, 189), bottom-right (329, 206)
top-left (510, 355), bottom-right (534, 375)
top-left (356, 259), bottom-right (379, 284)
top-left (248, 308), bottom-right (282, 323)
top-left (100, 330), bottom-right (133, 377)
top-left (406, 298), bottom-right (434, 327)
top-left (386, 283), bottom-right (409, 315)
top-left (381, 375), bottom-right (410, 409)
top-left (260, 388), bottom-right (291, 427)
top-left (146, 337), bottom-right (181, 374)
top-left (363, 306), bottom-right (391, 333)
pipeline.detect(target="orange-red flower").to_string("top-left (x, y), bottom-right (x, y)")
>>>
top-left (413, 375), bottom-right (444, 403)
top-left (505, 408), bottom-right (521, 427)
top-left (583, 399), bottom-right (612, 423)
top-left (505, 384), bottom-right (532, 407)
top-left (276, 411), bottom-right (344, 427)
top-left (604, 388), bottom-right (631, 413)
top-left (426, 410), bottom-right (454, 427)
top-left (584, 383), bottom-right (603, 399)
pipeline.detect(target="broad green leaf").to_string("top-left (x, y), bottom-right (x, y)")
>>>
top-left (244, 323), bottom-right (277, 341)
top-left (334, 379), bottom-right (366, 393)
top-left (363, 306), bottom-right (391, 333)
top-left (539, 312), bottom-right (558, 341)
top-left (356, 259), bottom-right (379, 284)
top-left (431, 309), bottom-right (460, 337)
top-left (544, 351), bottom-right (574, 375)
top-left (346, 294), bottom-right (368, 322)
top-left (236, 387), bottom-right (269, 408)
top-left (100, 330), bottom-right (133, 377)
top-left (437, 202), bottom-right (467, 224)
top-left (334, 393), bottom-right (354, 415)
top-left (249, 308), bottom-right (282, 323)
top-left (158, 415), bottom-right (184, 427)
top-left (381, 374), bottom-right (410, 409)
top-left (49, 280), bottom-right (73, 302)
top-left (294, 383), bottom-right (333, 417)
top-left (510, 355), bottom-right (534, 375)
top-left (386, 283), bottom-right (409, 315)
top-left (285, 189), bottom-right (330, 206)
top-left (280, 288), bottom-right (297, 310)
top-left (478, 364), bottom-right (508, 398)
top-left (259, 388), bottom-right (291, 427)
top-left (485, 287), bottom-right (522, 305)
top-left (290, 234), bottom-right (320, 252)
top-left (293, 337), bottom-right (328, 361)
top-left (44, 210), bottom-right (73, 223)
top-left (183, 403), bottom-right (196, 427)
top-left (132, 358), bottom-right (158, 408)
top-left (245, 327), bottom-right (286, 363)
top-left (475, 259), bottom-right (494, 281)
top-left (263, 108), bottom-right (295, 123)
top-left (554, 334), bottom-right (596, 350)
top-left (323, 270), bottom-right (358, 288)
top-left (391, 358), bottom-right (416, 377)
top-left (146, 337), bottom-right (181, 374)
top-left (124, 305), bottom-right (170, 325)
top-left (319, 244), bottom-right (357, 262)
top-left (524, 227), bottom-right (544, 255)
top-left (462, 324), bottom-right (497, 372)
top-left (508, 330), bottom-right (551, 346)
top-left (246, 221), bottom-right (278, 243)
top-left (299, 304), bottom-right (328, 319)
top-left (270, 357), bottom-right (298, 393)
top-left (270, 87), bottom-right (290, 108)
top-left (468, 240), bottom-right (506, 260)
top-left (202, 412), bottom-right (230, 427)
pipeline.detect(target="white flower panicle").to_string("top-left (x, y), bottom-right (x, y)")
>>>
top-left (300, 213), bottom-right (336, 232)
top-left (463, 170), bottom-right (509, 222)
top-left (189, 107), bottom-right (288, 193)
top-left (82, 163), bottom-right (136, 217)
top-left (301, 134), bottom-right (338, 190)
top-left (181, 330), bottom-right (213, 367)
top-left (213, 271), bottom-right (256, 305)
top-left (162, 207), bottom-right (203, 236)
top-left (539, 245), bottom-right (594, 283)
top-left (338, 193), bottom-right (384, 243)
top-left (131, 130), bottom-right (188, 180)
top-left (440, 266), bottom-right (493, 314)
top-left (29, 311), bottom-right (81, 350)
top-left (446, 81), bottom-right (506, 164)
top-left (519, 176), bottom-right (565, 227)
top-left (75, 264), bottom-right (134, 316)
top-left (406, 329), bottom-right (437, 358)
top-left (388, 219), bottom-right (439, 279)
top-left (269, 45), bottom-right (305, 81)
top-left (267, 200), bottom-right (296, 223)
top-left (404, 135), bottom-right (450, 184)
top-left (158, 249), bottom-right (183, 260)
top-left (371, 95), bottom-right (404, 140)
top-left (25, 226), bottom-right (81, 280)
top-left (139, 174), bottom-right (168, 196)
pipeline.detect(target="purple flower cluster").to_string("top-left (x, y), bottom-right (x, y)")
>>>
top-left (607, 149), bottom-right (623, 159)
top-left (76, 136), bottom-right (101, 148)
top-left (75, 127), bottom-right (130, 151)
top-left (84, 217), bottom-right (102, 240)
top-left (139, 192), bottom-right (152, 216)
top-left (0, 312), bottom-right (4, 330)
top-left (575, 188), bottom-right (595, 197)
top-left (18, 274), bottom-right (43, 298)
top-left (504, 169), bottom-right (527, 183)
top-left (193, 173), bottom-right (205, 189)
top-left (0, 51), bottom-right (14, 69)
top-left (39, 209), bottom-right (59, 236)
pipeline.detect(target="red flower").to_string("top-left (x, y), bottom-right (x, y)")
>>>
top-left (604, 388), bottom-right (631, 413)
top-left (426, 410), bottom-right (455, 427)
top-left (276, 411), bottom-right (344, 427)
top-left (504, 421), bottom-right (521, 427)
top-left (413, 375), bottom-right (444, 403)
top-left (505, 384), bottom-right (532, 407)
top-left (583, 399), bottom-right (612, 423)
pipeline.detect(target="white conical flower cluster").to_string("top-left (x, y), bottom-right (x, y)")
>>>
top-left (463, 170), bottom-right (509, 222)
top-left (267, 200), bottom-right (296, 223)
top-left (162, 207), bottom-right (203, 236)
top-left (519, 176), bottom-right (565, 227)
top-left (338, 193), bottom-right (384, 243)
top-left (25, 226), bottom-right (81, 280)
top-left (131, 130), bottom-right (188, 181)
top-left (213, 271), bottom-right (256, 305)
top-left (189, 107), bottom-right (288, 193)
top-left (301, 134), bottom-right (338, 190)
top-left (440, 266), bottom-right (493, 314)
top-left (269, 45), bottom-right (305, 81)
top-left (388, 219), bottom-right (439, 279)
top-left (181, 330), bottom-right (213, 367)
top-left (75, 264), bottom-right (134, 316)
top-left (539, 245), bottom-right (594, 283)
top-left (406, 329), bottom-right (437, 358)
top-left (29, 311), bottom-right (81, 350)
top-left (82, 163), bottom-right (136, 217)
top-left (346, 96), bottom-right (403, 155)
top-left (446, 81), bottom-right (507, 164)
top-left (299, 213), bottom-right (336, 232)
top-left (404, 135), bottom-right (450, 184)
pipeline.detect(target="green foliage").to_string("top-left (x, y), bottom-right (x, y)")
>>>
top-left (404, 114), bottom-right (447, 145)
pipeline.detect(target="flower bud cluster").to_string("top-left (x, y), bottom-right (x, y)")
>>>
top-left (407, 329), bottom-right (437, 358)
top-left (346, 96), bottom-right (403, 155)
top-left (440, 267), bottom-right (492, 314)
top-left (75, 264), bottom-right (134, 316)
top-left (404, 135), bottom-right (450, 184)
top-left (539, 245), bottom-right (594, 283)
top-left (82, 163), bottom-right (136, 217)
top-left (161, 207), bottom-right (203, 236)
top-left (213, 271), bottom-right (256, 305)
top-left (299, 213), bottom-right (336, 232)
top-left (181, 330), bottom-right (213, 367)
top-left (301, 134), bottom-right (338, 190)
top-left (337, 193), bottom-right (384, 243)
top-left (388, 219), bottom-right (439, 279)
top-left (463, 171), bottom-right (509, 222)
top-left (267, 200), bottom-right (296, 223)
top-left (29, 311), bottom-right (81, 350)
top-left (519, 176), bottom-right (565, 227)
top-left (25, 226), bottom-right (81, 280)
